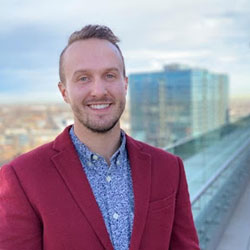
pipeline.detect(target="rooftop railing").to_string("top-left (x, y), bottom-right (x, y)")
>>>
top-left (166, 115), bottom-right (250, 250)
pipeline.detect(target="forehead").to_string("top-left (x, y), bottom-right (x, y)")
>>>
top-left (63, 38), bottom-right (123, 75)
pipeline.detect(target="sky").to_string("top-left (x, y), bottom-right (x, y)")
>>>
top-left (0, 0), bottom-right (249, 103)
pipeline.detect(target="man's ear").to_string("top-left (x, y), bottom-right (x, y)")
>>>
top-left (58, 82), bottom-right (69, 103)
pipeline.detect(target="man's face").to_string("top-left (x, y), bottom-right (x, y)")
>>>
top-left (58, 38), bottom-right (128, 133)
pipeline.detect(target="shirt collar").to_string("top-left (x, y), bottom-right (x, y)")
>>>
top-left (69, 126), bottom-right (127, 164)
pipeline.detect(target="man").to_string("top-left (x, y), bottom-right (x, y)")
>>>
top-left (0, 25), bottom-right (200, 250)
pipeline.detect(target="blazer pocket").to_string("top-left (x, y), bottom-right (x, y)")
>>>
top-left (148, 192), bottom-right (175, 212)
top-left (140, 192), bottom-right (176, 248)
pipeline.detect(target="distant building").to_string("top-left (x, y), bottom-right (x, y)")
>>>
top-left (129, 64), bottom-right (229, 147)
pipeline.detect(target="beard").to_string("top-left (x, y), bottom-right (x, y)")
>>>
top-left (82, 118), bottom-right (119, 133)
top-left (72, 100), bottom-right (125, 134)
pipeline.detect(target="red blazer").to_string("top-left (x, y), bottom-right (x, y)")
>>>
top-left (0, 126), bottom-right (199, 250)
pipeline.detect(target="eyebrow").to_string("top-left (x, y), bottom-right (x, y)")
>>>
top-left (72, 70), bottom-right (89, 78)
top-left (72, 67), bottom-right (120, 77)
top-left (104, 67), bottom-right (120, 73)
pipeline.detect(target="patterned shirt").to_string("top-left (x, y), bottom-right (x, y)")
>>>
top-left (69, 127), bottom-right (134, 250)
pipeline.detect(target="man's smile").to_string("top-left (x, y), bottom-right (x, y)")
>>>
top-left (88, 103), bottom-right (111, 110)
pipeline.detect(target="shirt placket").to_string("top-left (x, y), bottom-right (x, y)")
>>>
top-left (104, 160), bottom-right (118, 245)
top-left (111, 158), bottom-right (131, 250)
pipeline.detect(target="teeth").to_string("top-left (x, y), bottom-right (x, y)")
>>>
top-left (90, 104), bottom-right (110, 110)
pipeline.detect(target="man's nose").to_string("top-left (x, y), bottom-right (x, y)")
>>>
top-left (90, 78), bottom-right (108, 97)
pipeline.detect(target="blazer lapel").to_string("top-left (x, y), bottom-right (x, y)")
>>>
top-left (51, 127), bottom-right (113, 250)
top-left (126, 136), bottom-right (152, 250)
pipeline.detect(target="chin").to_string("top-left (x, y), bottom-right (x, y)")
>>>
top-left (84, 119), bottom-right (120, 134)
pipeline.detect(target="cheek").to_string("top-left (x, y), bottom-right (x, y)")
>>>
top-left (120, 88), bottom-right (128, 99)
top-left (67, 87), bottom-right (88, 103)
top-left (112, 84), bottom-right (127, 96)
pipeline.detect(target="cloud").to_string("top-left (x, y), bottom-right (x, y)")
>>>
top-left (0, 24), bottom-right (63, 70)
top-left (0, 0), bottom-right (249, 101)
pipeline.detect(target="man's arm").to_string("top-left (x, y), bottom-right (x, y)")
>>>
top-left (169, 157), bottom-right (200, 250)
top-left (0, 164), bottom-right (42, 250)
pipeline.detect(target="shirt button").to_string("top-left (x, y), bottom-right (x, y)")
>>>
top-left (117, 160), bottom-right (120, 165)
top-left (92, 155), bottom-right (98, 160)
top-left (113, 213), bottom-right (119, 220)
top-left (87, 161), bottom-right (92, 167)
top-left (106, 176), bottom-right (111, 182)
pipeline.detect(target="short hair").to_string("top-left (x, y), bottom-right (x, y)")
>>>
top-left (59, 24), bottom-right (126, 83)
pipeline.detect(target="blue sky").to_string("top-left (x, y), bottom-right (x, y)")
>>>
top-left (0, 0), bottom-right (249, 103)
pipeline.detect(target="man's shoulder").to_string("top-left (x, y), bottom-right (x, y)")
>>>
top-left (126, 135), bottom-right (185, 190)
top-left (126, 134), bottom-right (180, 163)
top-left (1, 126), bottom-right (72, 171)
top-left (2, 140), bottom-right (55, 170)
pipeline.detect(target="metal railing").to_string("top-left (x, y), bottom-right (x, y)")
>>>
top-left (191, 137), bottom-right (250, 250)
top-left (191, 137), bottom-right (250, 205)
top-left (166, 115), bottom-right (250, 249)
top-left (166, 115), bottom-right (250, 160)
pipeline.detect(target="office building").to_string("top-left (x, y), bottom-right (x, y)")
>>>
top-left (129, 64), bottom-right (229, 147)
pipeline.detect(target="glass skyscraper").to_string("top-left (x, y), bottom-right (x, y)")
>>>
top-left (129, 64), bottom-right (229, 147)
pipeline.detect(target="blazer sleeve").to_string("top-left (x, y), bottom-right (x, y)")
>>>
top-left (169, 157), bottom-right (200, 250)
top-left (0, 164), bottom-right (42, 250)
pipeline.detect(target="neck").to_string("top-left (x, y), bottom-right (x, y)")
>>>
top-left (73, 122), bottom-right (122, 164)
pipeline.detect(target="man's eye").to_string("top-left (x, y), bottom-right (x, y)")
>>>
top-left (106, 74), bottom-right (115, 79)
top-left (79, 76), bottom-right (89, 82)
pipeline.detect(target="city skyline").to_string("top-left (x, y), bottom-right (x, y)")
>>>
top-left (0, 0), bottom-right (249, 103)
